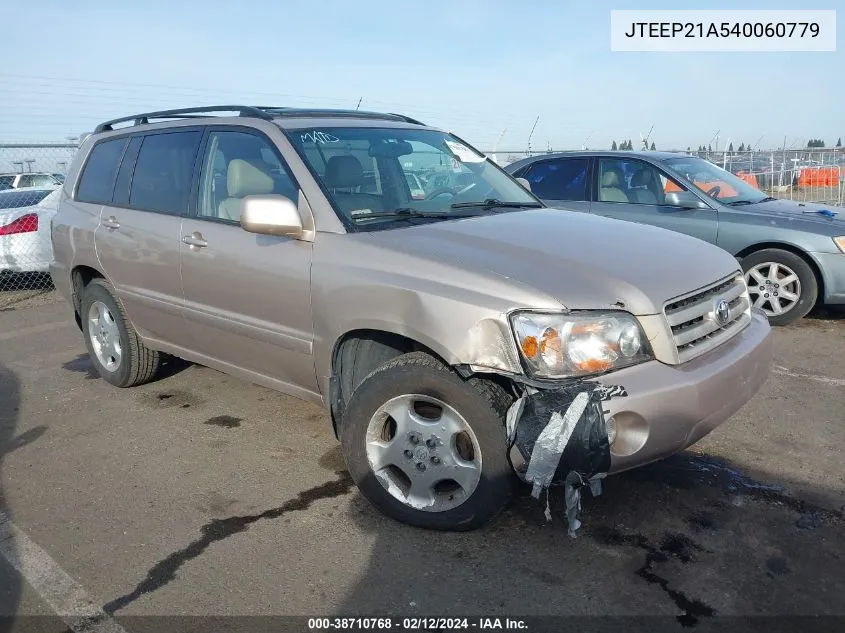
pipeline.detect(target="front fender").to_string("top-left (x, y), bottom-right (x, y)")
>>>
top-left (310, 235), bottom-right (563, 395)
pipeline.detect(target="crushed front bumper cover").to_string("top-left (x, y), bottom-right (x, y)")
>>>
top-left (506, 309), bottom-right (773, 535)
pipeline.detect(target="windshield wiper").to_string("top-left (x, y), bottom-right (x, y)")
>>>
top-left (350, 208), bottom-right (484, 223)
top-left (450, 198), bottom-right (543, 210)
top-left (727, 196), bottom-right (777, 206)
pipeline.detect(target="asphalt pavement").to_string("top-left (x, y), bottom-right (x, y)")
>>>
top-left (0, 292), bottom-right (843, 632)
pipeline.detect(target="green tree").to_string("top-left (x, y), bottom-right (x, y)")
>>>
top-left (837, 137), bottom-right (842, 147)
top-left (738, 142), bottom-right (745, 152)
top-left (650, 141), bottom-right (656, 151)
top-left (611, 140), bottom-right (618, 150)
top-left (728, 142), bottom-right (734, 152)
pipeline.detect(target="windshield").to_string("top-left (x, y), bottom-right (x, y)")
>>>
top-left (663, 156), bottom-right (767, 205)
top-left (286, 127), bottom-right (540, 229)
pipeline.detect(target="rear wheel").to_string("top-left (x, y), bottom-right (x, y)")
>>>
top-left (80, 279), bottom-right (161, 387)
top-left (339, 352), bottom-right (514, 531)
top-left (740, 248), bottom-right (818, 326)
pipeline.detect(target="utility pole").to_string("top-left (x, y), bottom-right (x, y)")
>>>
top-left (490, 128), bottom-right (507, 165)
top-left (527, 116), bottom-right (539, 157)
top-left (12, 161), bottom-right (23, 173)
top-left (24, 159), bottom-right (35, 173)
top-left (709, 129), bottom-right (720, 154)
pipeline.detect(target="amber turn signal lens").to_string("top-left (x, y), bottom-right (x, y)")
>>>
top-left (521, 335), bottom-right (538, 358)
top-left (573, 357), bottom-right (613, 373)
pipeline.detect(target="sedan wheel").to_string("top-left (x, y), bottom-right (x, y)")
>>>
top-left (739, 248), bottom-right (818, 326)
top-left (744, 262), bottom-right (801, 318)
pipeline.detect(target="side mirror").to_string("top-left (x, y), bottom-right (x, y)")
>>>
top-left (516, 177), bottom-right (531, 192)
top-left (240, 195), bottom-right (304, 238)
top-left (665, 190), bottom-right (708, 210)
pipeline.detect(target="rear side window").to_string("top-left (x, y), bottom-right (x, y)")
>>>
top-left (129, 131), bottom-right (202, 215)
top-left (76, 138), bottom-right (128, 204)
top-left (523, 158), bottom-right (589, 201)
top-left (0, 189), bottom-right (52, 209)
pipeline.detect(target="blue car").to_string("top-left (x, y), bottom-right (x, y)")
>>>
top-left (506, 151), bottom-right (845, 325)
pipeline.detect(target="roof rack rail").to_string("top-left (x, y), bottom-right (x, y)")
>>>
top-left (254, 107), bottom-right (425, 126)
top-left (94, 105), bottom-right (275, 133)
top-left (94, 105), bottom-right (427, 134)
top-left (386, 113), bottom-right (426, 126)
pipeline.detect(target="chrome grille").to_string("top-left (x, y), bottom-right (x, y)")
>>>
top-left (664, 273), bottom-right (751, 363)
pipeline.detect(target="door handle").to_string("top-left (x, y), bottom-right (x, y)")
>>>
top-left (102, 216), bottom-right (120, 230)
top-left (182, 232), bottom-right (208, 248)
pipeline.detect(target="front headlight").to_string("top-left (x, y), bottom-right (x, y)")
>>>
top-left (510, 311), bottom-right (653, 379)
top-left (834, 236), bottom-right (845, 253)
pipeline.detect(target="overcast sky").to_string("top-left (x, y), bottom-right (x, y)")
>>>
top-left (0, 0), bottom-right (841, 150)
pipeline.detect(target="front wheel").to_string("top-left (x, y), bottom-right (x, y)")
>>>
top-left (740, 248), bottom-right (818, 326)
top-left (339, 352), bottom-right (514, 531)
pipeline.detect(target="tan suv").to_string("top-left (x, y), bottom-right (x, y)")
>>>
top-left (50, 106), bottom-right (773, 530)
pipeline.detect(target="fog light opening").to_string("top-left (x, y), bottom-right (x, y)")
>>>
top-left (606, 415), bottom-right (617, 445)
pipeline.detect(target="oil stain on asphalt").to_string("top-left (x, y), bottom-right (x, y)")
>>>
top-left (590, 526), bottom-right (716, 627)
top-left (139, 390), bottom-right (205, 410)
top-left (102, 471), bottom-right (355, 614)
top-left (204, 415), bottom-right (242, 429)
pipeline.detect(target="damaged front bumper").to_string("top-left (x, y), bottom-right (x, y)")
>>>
top-left (501, 309), bottom-right (772, 535)
top-left (597, 308), bottom-right (773, 474)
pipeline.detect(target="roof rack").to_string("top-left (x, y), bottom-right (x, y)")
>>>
top-left (94, 105), bottom-right (274, 133)
top-left (95, 105), bottom-right (426, 133)
top-left (255, 107), bottom-right (425, 126)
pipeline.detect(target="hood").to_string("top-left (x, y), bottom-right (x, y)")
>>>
top-left (365, 208), bottom-right (741, 315)
top-left (726, 198), bottom-right (845, 229)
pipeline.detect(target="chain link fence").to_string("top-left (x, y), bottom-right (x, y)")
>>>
top-left (1, 144), bottom-right (77, 306)
top-left (695, 148), bottom-right (844, 207)
top-left (490, 148), bottom-right (844, 207)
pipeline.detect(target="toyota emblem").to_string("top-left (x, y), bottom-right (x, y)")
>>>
top-left (714, 299), bottom-right (730, 325)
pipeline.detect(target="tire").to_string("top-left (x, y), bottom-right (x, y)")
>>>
top-left (340, 351), bottom-right (514, 531)
top-left (740, 248), bottom-right (818, 326)
top-left (80, 278), bottom-right (162, 387)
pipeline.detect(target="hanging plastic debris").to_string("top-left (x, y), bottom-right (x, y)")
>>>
top-left (507, 380), bottom-right (628, 536)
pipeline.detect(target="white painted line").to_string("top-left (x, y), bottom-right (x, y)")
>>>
top-left (0, 511), bottom-right (128, 633)
top-left (772, 365), bottom-right (845, 387)
top-left (0, 321), bottom-right (72, 342)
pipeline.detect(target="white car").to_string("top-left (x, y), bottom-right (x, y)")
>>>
top-left (0, 186), bottom-right (61, 274)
